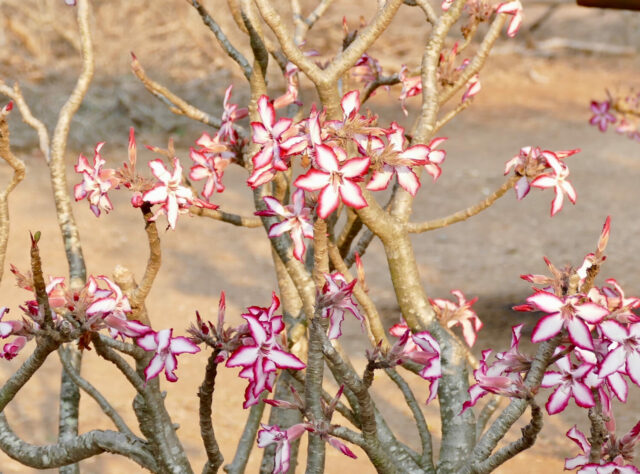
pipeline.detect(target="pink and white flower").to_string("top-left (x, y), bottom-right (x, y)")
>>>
top-left (318, 272), bottom-right (364, 340)
top-left (74, 143), bottom-right (119, 217)
top-left (1, 336), bottom-right (27, 360)
top-left (218, 85), bottom-right (248, 144)
top-left (250, 95), bottom-right (305, 174)
top-left (398, 66), bottom-right (422, 116)
top-left (598, 320), bottom-right (640, 387)
top-left (530, 151), bottom-right (577, 216)
top-left (294, 144), bottom-right (369, 219)
top-left (256, 189), bottom-right (314, 261)
top-left (227, 297), bottom-right (305, 406)
top-left (527, 291), bottom-right (608, 350)
top-left (365, 123), bottom-right (446, 196)
top-left (431, 290), bottom-right (482, 347)
top-left (590, 100), bottom-right (617, 133)
top-left (496, 1), bottom-right (523, 38)
top-left (137, 328), bottom-right (201, 382)
top-left (0, 307), bottom-right (21, 338)
top-left (143, 157), bottom-right (217, 229)
top-left (541, 354), bottom-right (596, 414)
top-left (257, 424), bottom-right (307, 474)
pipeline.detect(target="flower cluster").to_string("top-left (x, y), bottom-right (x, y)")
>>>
top-left (466, 217), bottom-right (640, 472)
top-left (225, 293), bottom-right (306, 408)
top-left (504, 145), bottom-right (580, 216)
top-left (589, 90), bottom-right (640, 142)
top-left (1, 265), bottom-right (200, 381)
top-left (247, 90), bottom-right (447, 223)
top-left (388, 321), bottom-right (442, 403)
top-left (74, 128), bottom-right (218, 229)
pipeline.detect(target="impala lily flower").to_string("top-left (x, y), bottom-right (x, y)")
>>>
top-left (143, 157), bottom-right (215, 229)
top-left (541, 354), bottom-right (596, 414)
top-left (441, 0), bottom-right (454, 10)
top-left (317, 272), bottom-right (364, 340)
top-left (565, 425), bottom-right (596, 470)
top-left (598, 320), bottom-right (640, 386)
top-left (496, 1), bottom-right (523, 38)
top-left (256, 189), bottom-right (313, 261)
top-left (74, 142), bottom-right (119, 217)
top-left (462, 325), bottom-right (530, 412)
top-left (431, 290), bottom-right (482, 347)
top-left (137, 328), bottom-right (201, 382)
top-left (257, 423), bottom-right (307, 474)
top-left (462, 74), bottom-right (481, 102)
top-left (294, 144), bottom-right (369, 219)
top-left (0, 307), bottom-right (21, 338)
top-left (189, 143), bottom-right (234, 199)
top-left (251, 95), bottom-right (305, 172)
top-left (590, 100), bottom-right (616, 133)
top-left (227, 307), bottom-right (305, 406)
top-left (527, 291), bottom-right (608, 350)
top-left (578, 464), bottom-right (640, 474)
top-left (530, 151), bottom-right (577, 216)
top-left (85, 276), bottom-right (149, 338)
top-left (218, 84), bottom-right (248, 144)
top-left (366, 123), bottom-right (445, 196)
top-left (273, 63), bottom-right (301, 110)
top-left (351, 54), bottom-right (384, 92)
top-left (1, 336), bottom-right (27, 360)
top-left (398, 65), bottom-right (422, 115)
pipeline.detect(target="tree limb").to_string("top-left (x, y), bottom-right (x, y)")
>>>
top-left (407, 174), bottom-right (520, 233)
top-left (187, 0), bottom-right (252, 80)
top-left (0, 414), bottom-right (158, 472)
top-left (58, 347), bottom-right (137, 439)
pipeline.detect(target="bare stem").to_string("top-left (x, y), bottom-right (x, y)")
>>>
top-left (385, 368), bottom-right (434, 471)
top-left (58, 347), bottom-right (136, 438)
top-left (0, 414), bottom-right (158, 472)
top-left (129, 204), bottom-right (162, 322)
top-left (131, 54), bottom-right (234, 132)
top-left (0, 110), bottom-right (25, 282)
top-left (468, 400), bottom-right (543, 473)
top-left (190, 206), bottom-right (263, 227)
top-left (0, 82), bottom-right (50, 160)
top-left (187, 0), bottom-right (252, 79)
top-left (223, 393), bottom-right (266, 474)
top-left (199, 350), bottom-right (225, 474)
top-left (407, 175), bottom-right (520, 233)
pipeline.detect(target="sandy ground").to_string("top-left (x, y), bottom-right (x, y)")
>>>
top-left (0, 1), bottom-right (640, 473)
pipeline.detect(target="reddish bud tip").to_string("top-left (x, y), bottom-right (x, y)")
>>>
top-left (4, 101), bottom-right (13, 112)
top-left (597, 216), bottom-right (611, 254)
top-left (131, 192), bottom-right (144, 208)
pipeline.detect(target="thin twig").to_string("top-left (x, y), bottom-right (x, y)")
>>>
top-left (58, 348), bottom-right (136, 438)
top-left (223, 393), bottom-right (266, 474)
top-left (189, 206), bottom-right (263, 227)
top-left (407, 175), bottom-right (519, 233)
top-left (433, 99), bottom-right (472, 135)
top-left (385, 369), bottom-right (434, 471)
top-left (475, 395), bottom-right (502, 439)
top-left (92, 335), bottom-right (146, 394)
top-left (0, 82), bottom-right (50, 162)
top-left (467, 400), bottom-right (543, 473)
top-left (187, 0), bottom-right (252, 79)
top-left (131, 54), bottom-right (229, 131)
top-left (0, 107), bottom-right (25, 282)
